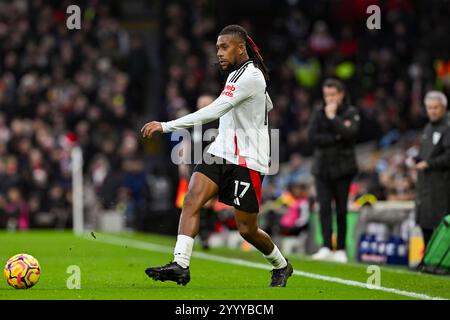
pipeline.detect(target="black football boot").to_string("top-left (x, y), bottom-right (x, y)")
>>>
top-left (269, 260), bottom-right (293, 287)
top-left (145, 262), bottom-right (190, 286)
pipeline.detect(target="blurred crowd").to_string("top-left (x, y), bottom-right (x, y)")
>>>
top-left (0, 0), bottom-right (149, 229)
top-left (1, 0), bottom-right (450, 232)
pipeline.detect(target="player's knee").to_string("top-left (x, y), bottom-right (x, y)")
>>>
top-left (238, 224), bottom-right (257, 240)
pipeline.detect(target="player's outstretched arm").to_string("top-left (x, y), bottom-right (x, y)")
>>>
top-left (141, 76), bottom-right (253, 139)
top-left (156, 98), bottom-right (234, 134)
top-left (141, 121), bottom-right (163, 138)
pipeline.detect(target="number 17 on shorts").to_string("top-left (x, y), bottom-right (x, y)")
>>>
top-left (233, 180), bottom-right (251, 206)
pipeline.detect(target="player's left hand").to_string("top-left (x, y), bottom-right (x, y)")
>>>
top-left (141, 121), bottom-right (163, 138)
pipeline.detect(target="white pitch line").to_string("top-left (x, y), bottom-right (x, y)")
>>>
top-left (295, 256), bottom-right (440, 277)
top-left (83, 233), bottom-right (447, 300)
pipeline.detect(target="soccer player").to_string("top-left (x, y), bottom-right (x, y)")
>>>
top-left (141, 25), bottom-right (293, 287)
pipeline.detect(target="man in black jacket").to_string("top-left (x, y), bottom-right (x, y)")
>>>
top-left (415, 91), bottom-right (450, 246)
top-left (308, 78), bottom-right (360, 263)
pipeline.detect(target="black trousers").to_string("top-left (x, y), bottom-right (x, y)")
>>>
top-left (315, 176), bottom-right (352, 250)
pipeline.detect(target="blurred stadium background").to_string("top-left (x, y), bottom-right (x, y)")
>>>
top-left (1, 0), bottom-right (450, 280)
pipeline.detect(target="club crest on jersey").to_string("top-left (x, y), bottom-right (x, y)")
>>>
top-left (221, 84), bottom-right (236, 97)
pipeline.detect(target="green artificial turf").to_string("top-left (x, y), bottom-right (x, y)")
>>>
top-left (0, 231), bottom-right (449, 300)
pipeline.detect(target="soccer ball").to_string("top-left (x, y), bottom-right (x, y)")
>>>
top-left (4, 254), bottom-right (41, 289)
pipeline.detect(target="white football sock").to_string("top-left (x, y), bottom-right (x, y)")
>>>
top-left (173, 234), bottom-right (194, 268)
top-left (264, 245), bottom-right (288, 269)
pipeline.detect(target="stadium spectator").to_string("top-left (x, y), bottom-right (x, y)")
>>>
top-left (413, 91), bottom-right (450, 246)
top-left (278, 179), bottom-right (312, 237)
top-left (4, 187), bottom-right (29, 230)
top-left (308, 21), bottom-right (335, 60)
top-left (47, 183), bottom-right (70, 229)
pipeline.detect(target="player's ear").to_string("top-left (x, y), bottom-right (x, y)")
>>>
top-left (238, 40), bottom-right (246, 56)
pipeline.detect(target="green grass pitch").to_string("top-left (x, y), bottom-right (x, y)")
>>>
top-left (0, 231), bottom-right (449, 300)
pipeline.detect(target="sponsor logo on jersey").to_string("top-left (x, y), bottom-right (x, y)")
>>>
top-left (221, 84), bottom-right (236, 97)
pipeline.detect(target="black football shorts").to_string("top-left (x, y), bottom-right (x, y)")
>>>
top-left (193, 158), bottom-right (264, 213)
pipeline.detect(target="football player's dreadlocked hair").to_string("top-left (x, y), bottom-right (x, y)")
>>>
top-left (219, 25), bottom-right (269, 81)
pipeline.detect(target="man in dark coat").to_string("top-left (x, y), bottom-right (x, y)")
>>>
top-left (415, 91), bottom-right (450, 246)
top-left (308, 78), bottom-right (360, 263)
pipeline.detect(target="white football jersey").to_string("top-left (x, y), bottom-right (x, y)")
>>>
top-left (161, 60), bottom-right (273, 174)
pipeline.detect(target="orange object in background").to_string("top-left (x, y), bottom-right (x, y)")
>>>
top-left (436, 59), bottom-right (450, 79)
top-left (241, 241), bottom-right (253, 252)
top-left (175, 178), bottom-right (189, 209)
top-left (332, 232), bottom-right (337, 251)
top-left (409, 226), bottom-right (425, 269)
